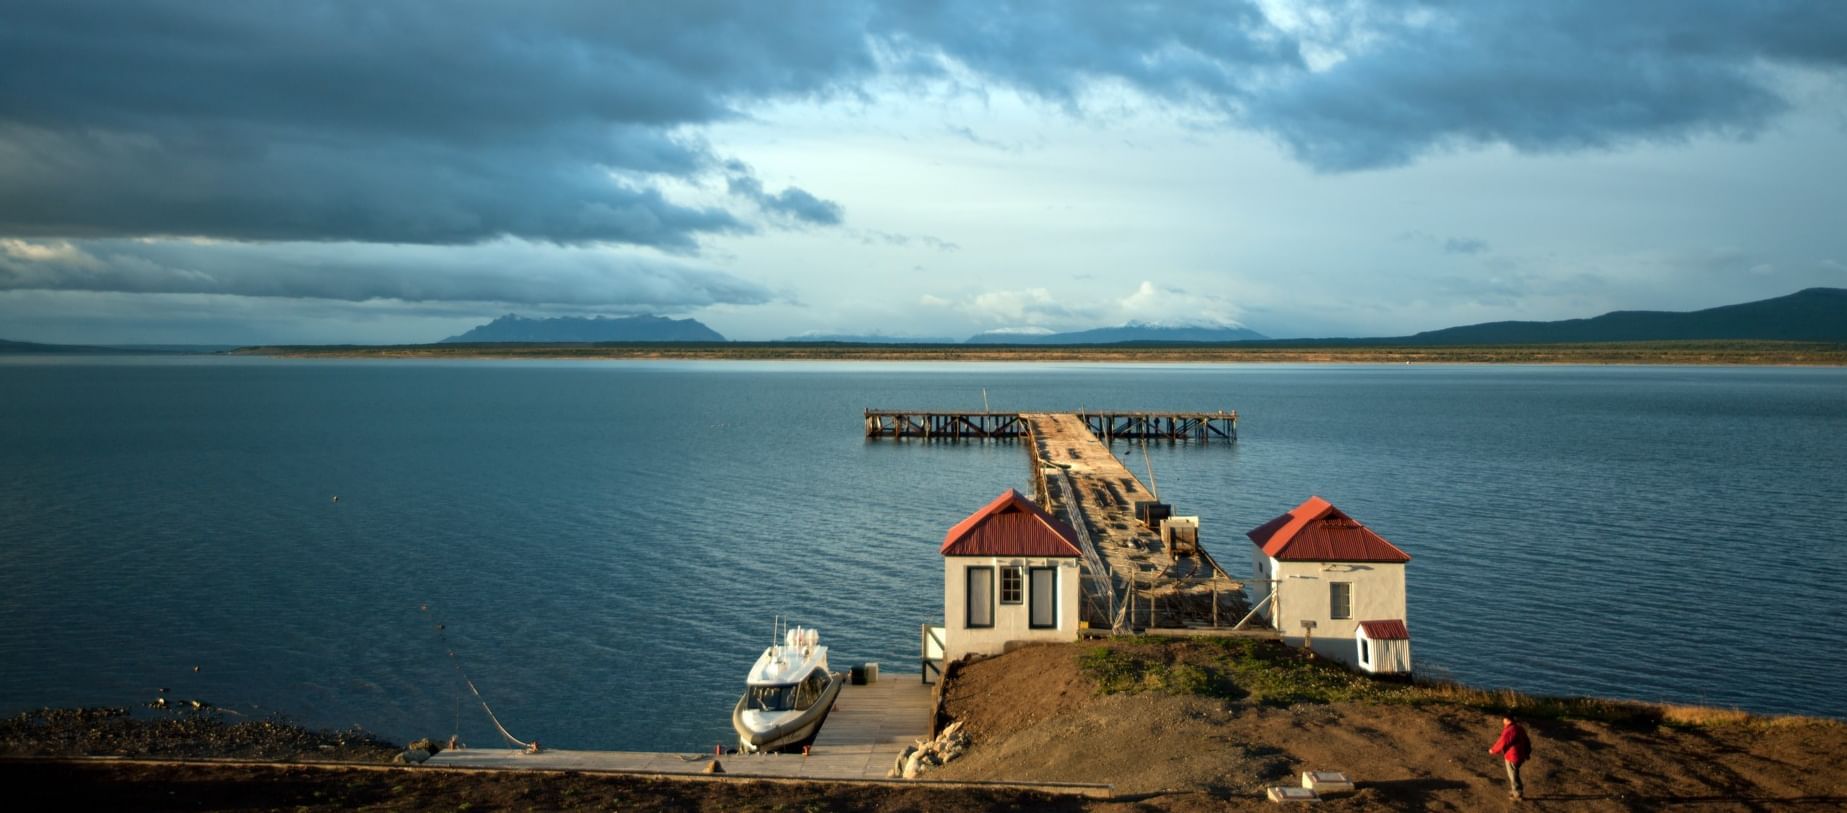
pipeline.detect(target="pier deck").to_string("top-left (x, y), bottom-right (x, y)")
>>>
top-left (1021, 413), bottom-right (1254, 632)
top-left (426, 676), bottom-right (934, 781)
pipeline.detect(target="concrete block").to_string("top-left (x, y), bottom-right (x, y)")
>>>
top-left (1302, 770), bottom-right (1354, 794)
top-left (1266, 786), bottom-right (1321, 802)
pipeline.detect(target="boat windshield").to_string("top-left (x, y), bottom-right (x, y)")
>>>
top-left (748, 684), bottom-right (796, 712)
top-left (749, 670), bottom-right (829, 712)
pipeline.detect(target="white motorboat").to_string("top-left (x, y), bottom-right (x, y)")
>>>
top-left (731, 624), bottom-right (844, 753)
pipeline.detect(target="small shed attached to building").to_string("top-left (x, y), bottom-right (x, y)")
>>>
top-left (1246, 496), bottom-right (1412, 670)
top-left (1356, 619), bottom-right (1413, 675)
top-left (939, 489), bottom-right (1083, 664)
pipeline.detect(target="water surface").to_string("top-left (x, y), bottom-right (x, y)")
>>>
top-left (0, 357), bottom-right (1841, 749)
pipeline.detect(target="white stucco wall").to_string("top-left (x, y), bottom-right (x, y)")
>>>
top-left (1248, 549), bottom-right (1277, 625)
top-left (1266, 557), bottom-right (1406, 667)
top-left (942, 556), bottom-right (1081, 663)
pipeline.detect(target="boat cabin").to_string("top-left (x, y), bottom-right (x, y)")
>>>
top-left (1246, 496), bottom-right (1412, 671)
top-left (746, 668), bottom-right (831, 712)
top-left (939, 489), bottom-right (1083, 664)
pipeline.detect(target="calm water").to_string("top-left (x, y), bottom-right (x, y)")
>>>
top-left (1, 357), bottom-right (1843, 749)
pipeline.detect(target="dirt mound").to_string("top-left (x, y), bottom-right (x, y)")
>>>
top-left (935, 692), bottom-right (1292, 797)
top-left (931, 641), bottom-right (1847, 811)
top-left (940, 643), bottom-right (1095, 743)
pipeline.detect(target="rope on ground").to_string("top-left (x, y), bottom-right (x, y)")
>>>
top-left (422, 603), bottom-right (536, 752)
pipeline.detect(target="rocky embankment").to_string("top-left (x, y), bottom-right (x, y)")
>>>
top-left (0, 707), bottom-right (398, 763)
top-left (887, 719), bottom-right (973, 779)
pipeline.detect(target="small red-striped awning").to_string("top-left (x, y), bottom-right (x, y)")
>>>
top-left (1358, 619), bottom-right (1411, 640)
top-left (940, 489), bottom-right (1082, 557)
top-left (1246, 496), bottom-right (1411, 563)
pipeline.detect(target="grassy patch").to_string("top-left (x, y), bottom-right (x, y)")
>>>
top-left (1078, 644), bottom-right (1240, 698)
top-left (1075, 637), bottom-right (1841, 730)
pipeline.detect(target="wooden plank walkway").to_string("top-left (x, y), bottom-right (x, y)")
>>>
top-left (426, 676), bottom-right (934, 781)
top-left (1022, 413), bottom-right (1260, 633)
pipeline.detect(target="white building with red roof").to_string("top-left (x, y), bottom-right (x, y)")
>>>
top-left (1246, 496), bottom-right (1413, 672)
top-left (939, 489), bottom-right (1084, 664)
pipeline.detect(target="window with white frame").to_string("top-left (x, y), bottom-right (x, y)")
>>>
top-left (1330, 581), bottom-right (1352, 620)
top-left (999, 566), bottom-right (1024, 604)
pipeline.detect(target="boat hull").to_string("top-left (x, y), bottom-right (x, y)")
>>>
top-left (731, 671), bottom-right (845, 753)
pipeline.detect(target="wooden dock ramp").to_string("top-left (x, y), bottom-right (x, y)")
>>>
top-left (426, 676), bottom-right (934, 781)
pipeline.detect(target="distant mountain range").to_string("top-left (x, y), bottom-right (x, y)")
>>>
top-left (775, 323), bottom-right (1269, 344)
top-left (1393, 287), bottom-right (1847, 345)
top-left (0, 338), bottom-right (208, 354)
top-left (399, 288), bottom-right (1847, 346)
top-left (441, 314), bottom-right (726, 343)
top-left (964, 322), bottom-right (1270, 345)
top-left (8, 288), bottom-right (1844, 351)
top-left (0, 338), bottom-right (98, 354)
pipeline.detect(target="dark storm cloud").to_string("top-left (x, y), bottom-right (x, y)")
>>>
top-left (2, 0), bottom-right (1844, 249)
top-left (869, 1), bottom-right (1846, 170)
top-left (0, 0), bottom-right (876, 245)
top-left (1240, 1), bottom-right (1847, 170)
top-left (0, 238), bottom-right (775, 308)
top-left (0, 124), bottom-right (741, 248)
top-left (870, 0), bottom-right (1302, 108)
top-left (725, 171), bottom-right (844, 226)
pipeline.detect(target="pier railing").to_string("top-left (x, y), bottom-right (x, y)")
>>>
top-left (1080, 410), bottom-right (1237, 442)
top-left (865, 409), bottom-right (1236, 442)
top-left (1043, 459), bottom-right (1120, 629)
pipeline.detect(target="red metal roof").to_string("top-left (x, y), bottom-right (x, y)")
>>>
top-left (1246, 496), bottom-right (1411, 563)
top-left (1358, 619), bottom-right (1411, 640)
top-left (940, 489), bottom-right (1082, 557)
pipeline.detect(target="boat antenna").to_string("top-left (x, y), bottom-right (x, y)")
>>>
top-left (773, 615), bottom-right (784, 663)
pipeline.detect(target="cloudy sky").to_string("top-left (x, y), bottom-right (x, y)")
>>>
top-left (2, 0), bottom-right (1844, 344)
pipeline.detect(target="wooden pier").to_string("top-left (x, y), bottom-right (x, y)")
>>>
top-left (1024, 413), bottom-right (1256, 633)
top-left (427, 676), bottom-right (936, 781)
top-left (866, 408), bottom-right (1268, 636)
top-left (864, 410), bottom-right (1235, 442)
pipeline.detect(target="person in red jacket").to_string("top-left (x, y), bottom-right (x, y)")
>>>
top-left (1489, 714), bottom-right (1533, 800)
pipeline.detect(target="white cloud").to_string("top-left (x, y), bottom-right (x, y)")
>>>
top-left (1118, 281), bottom-right (1248, 328)
top-left (973, 325), bottom-right (1056, 336)
top-left (922, 280), bottom-right (1248, 332)
top-left (0, 239), bottom-right (98, 267)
